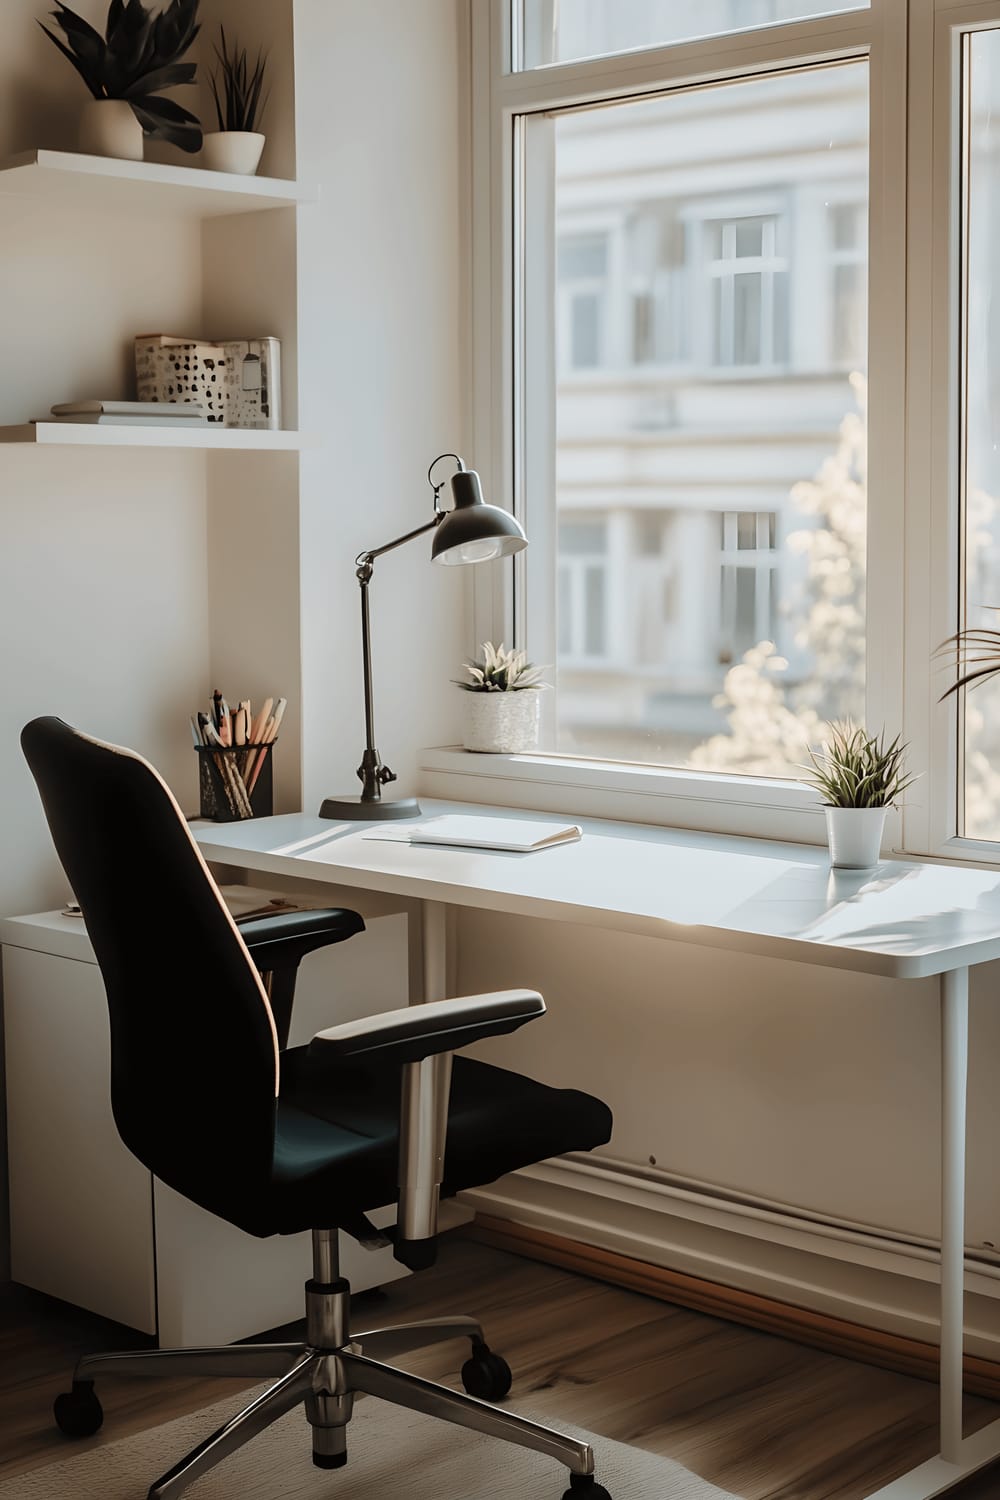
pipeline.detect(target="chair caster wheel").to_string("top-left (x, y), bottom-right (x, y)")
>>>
top-left (562, 1480), bottom-right (612, 1499)
top-left (461, 1343), bottom-right (513, 1402)
top-left (54, 1381), bottom-right (103, 1438)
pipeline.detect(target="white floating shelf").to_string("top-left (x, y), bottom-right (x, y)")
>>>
top-left (0, 423), bottom-right (308, 451)
top-left (0, 150), bottom-right (315, 219)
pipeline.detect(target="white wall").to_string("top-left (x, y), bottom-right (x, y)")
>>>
top-left (294, 0), bottom-right (467, 815)
top-left (0, 5), bottom-right (218, 1279)
top-left (453, 905), bottom-right (1000, 1347)
top-left (0, 0), bottom-right (468, 1285)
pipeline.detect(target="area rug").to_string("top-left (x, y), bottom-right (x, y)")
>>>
top-left (1, 1385), bottom-right (740, 1499)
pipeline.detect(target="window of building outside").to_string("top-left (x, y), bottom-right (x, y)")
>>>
top-left (558, 234), bottom-right (609, 369)
top-left (546, 62), bottom-right (868, 777)
top-left (707, 216), bottom-right (789, 369)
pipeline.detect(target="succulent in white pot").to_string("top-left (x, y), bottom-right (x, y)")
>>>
top-left (802, 722), bottom-right (916, 869)
top-left (456, 642), bottom-right (549, 754)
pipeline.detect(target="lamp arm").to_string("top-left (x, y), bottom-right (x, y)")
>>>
top-left (356, 513), bottom-right (443, 573)
top-left (354, 510), bottom-right (445, 804)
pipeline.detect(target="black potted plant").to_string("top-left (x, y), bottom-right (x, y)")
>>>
top-left (39, 0), bottom-right (202, 162)
top-left (203, 28), bottom-right (269, 176)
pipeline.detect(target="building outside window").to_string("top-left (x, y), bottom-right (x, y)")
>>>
top-left (547, 64), bottom-right (867, 770)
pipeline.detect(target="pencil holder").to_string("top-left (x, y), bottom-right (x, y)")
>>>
top-left (197, 742), bottom-right (275, 822)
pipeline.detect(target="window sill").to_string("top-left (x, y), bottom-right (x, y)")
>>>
top-left (419, 744), bottom-right (837, 845)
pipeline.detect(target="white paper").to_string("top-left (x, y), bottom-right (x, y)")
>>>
top-left (362, 814), bottom-right (582, 852)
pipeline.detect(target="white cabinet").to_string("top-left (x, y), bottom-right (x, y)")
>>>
top-left (1, 898), bottom-right (413, 1346)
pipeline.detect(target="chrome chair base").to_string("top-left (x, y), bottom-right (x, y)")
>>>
top-left (56, 1234), bottom-right (605, 1500)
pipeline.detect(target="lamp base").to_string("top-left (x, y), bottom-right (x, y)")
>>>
top-left (318, 794), bottom-right (422, 821)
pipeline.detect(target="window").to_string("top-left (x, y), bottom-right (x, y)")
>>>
top-left (557, 519), bottom-right (610, 661)
top-left (543, 64), bottom-right (868, 773)
top-left (626, 210), bottom-right (687, 365)
top-left (518, 0), bottom-right (870, 72)
top-left (706, 214), bottom-right (789, 368)
top-left (718, 512), bottom-right (779, 665)
top-left (828, 203), bottom-right (867, 368)
top-left (465, 1), bottom-right (992, 856)
top-left (557, 233), bottom-right (610, 369)
top-left (961, 28), bottom-right (1000, 843)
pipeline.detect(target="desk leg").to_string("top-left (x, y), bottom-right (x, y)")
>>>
top-left (865, 965), bottom-right (1000, 1500)
top-left (420, 901), bottom-right (449, 1004)
top-left (939, 965), bottom-right (969, 1465)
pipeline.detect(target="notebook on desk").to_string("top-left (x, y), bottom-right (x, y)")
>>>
top-left (363, 814), bottom-right (582, 853)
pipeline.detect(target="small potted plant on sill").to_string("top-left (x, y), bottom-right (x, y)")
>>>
top-left (802, 723), bottom-right (916, 869)
top-left (456, 642), bottom-right (549, 754)
top-left (38, 0), bottom-right (202, 162)
top-left (203, 27), bottom-right (269, 176)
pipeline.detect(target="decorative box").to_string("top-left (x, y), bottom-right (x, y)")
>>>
top-left (134, 335), bottom-right (227, 423)
top-left (221, 337), bottom-right (282, 430)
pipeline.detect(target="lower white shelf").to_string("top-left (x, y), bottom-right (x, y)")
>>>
top-left (0, 422), bottom-right (308, 451)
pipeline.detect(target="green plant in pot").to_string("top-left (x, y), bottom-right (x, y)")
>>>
top-left (39, 0), bottom-right (201, 162)
top-left (203, 28), bottom-right (269, 176)
top-left (456, 642), bottom-right (549, 754)
top-left (802, 723), bottom-right (916, 869)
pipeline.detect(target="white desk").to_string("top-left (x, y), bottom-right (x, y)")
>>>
top-left (195, 800), bottom-right (1000, 1500)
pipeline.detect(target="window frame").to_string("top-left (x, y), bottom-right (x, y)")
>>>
top-left (453, 0), bottom-right (1000, 858)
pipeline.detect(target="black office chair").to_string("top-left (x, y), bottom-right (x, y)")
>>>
top-left (21, 718), bottom-right (614, 1500)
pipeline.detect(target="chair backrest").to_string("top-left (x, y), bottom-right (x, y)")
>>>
top-left (21, 718), bottom-right (280, 1212)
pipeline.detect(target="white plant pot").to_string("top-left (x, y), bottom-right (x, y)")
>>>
top-left (462, 692), bottom-right (541, 754)
top-left (78, 99), bottom-right (143, 161)
top-left (824, 806), bottom-right (887, 869)
top-left (201, 131), bottom-right (266, 176)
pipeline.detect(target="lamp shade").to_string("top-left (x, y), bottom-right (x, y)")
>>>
top-left (431, 467), bottom-right (527, 566)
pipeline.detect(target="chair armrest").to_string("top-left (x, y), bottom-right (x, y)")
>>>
top-left (238, 908), bottom-right (366, 1051)
top-left (310, 988), bottom-right (545, 1270)
top-left (237, 907), bottom-right (365, 967)
top-left (308, 989), bottom-right (545, 1067)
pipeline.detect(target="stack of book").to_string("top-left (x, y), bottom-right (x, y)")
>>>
top-left (45, 400), bottom-right (210, 429)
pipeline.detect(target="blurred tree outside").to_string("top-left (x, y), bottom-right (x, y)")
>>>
top-left (689, 371), bottom-right (1000, 838)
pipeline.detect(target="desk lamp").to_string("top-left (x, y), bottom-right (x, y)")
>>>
top-left (319, 453), bottom-right (527, 821)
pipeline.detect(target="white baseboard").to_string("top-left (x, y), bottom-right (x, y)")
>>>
top-left (461, 1156), bottom-right (1000, 1360)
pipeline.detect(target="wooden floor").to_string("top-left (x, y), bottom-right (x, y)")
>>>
top-left (2, 1239), bottom-right (1000, 1499)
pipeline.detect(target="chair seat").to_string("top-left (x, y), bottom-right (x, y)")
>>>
top-left (234, 1052), bottom-right (612, 1238)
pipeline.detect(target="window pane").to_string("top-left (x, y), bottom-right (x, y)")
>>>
top-left (584, 567), bottom-right (607, 655)
top-left (547, 64), bottom-right (868, 774)
top-left (735, 219), bottom-right (765, 258)
top-left (561, 519), bottom-right (607, 554)
top-left (571, 294), bottom-right (601, 367)
top-left (733, 273), bottom-right (763, 365)
top-left (962, 32), bottom-right (1000, 839)
top-left (558, 234), bottom-right (608, 279)
top-left (558, 566), bottom-right (572, 654)
top-left (832, 263), bottom-right (866, 365)
top-left (520, 0), bottom-right (868, 72)
top-left (830, 202), bottom-right (863, 250)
